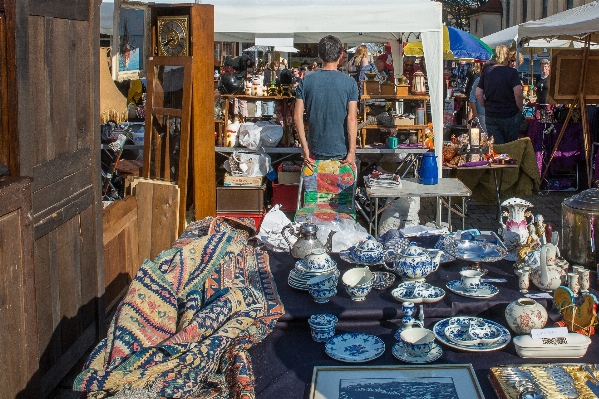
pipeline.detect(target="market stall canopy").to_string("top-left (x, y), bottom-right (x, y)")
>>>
top-left (517, 1), bottom-right (599, 45)
top-left (101, 0), bottom-right (445, 175)
top-left (404, 25), bottom-right (492, 61)
top-left (482, 24), bottom-right (596, 50)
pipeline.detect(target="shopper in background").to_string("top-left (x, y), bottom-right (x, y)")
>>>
top-left (375, 53), bottom-right (394, 82)
top-left (467, 63), bottom-right (486, 133)
top-left (347, 45), bottom-right (370, 84)
top-left (535, 59), bottom-right (551, 104)
top-left (294, 35), bottom-right (359, 168)
top-left (475, 44), bottom-right (523, 144)
top-left (403, 56), bottom-right (420, 85)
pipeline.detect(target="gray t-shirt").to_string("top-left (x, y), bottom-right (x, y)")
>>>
top-left (296, 70), bottom-right (359, 159)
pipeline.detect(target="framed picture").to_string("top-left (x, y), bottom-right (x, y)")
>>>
top-left (310, 364), bottom-right (484, 399)
top-left (112, 0), bottom-right (150, 81)
top-left (549, 49), bottom-right (599, 103)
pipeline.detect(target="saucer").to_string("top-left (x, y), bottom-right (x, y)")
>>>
top-left (392, 341), bottom-right (443, 363)
top-left (325, 333), bottom-right (385, 363)
top-left (445, 280), bottom-right (499, 298)
top-left (339, 250), bottom-right (384, 266)
top-left (391, 282), bottom-right (446, 304)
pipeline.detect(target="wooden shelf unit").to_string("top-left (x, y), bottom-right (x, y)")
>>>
top-left (359, 93), bottom-right (429, 148)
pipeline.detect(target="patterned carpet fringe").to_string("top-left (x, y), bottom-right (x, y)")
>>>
top-left (73, 217), bottom-right (285, 398)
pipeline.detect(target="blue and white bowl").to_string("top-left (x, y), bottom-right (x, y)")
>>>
top-left (304, 249), bottom-right (337, 272)
top-left (309, 313), bottom-right (338, 327)
top-left (306, 272), bottom-right (338, 290)
top-left (391, 282), bottom-right (446, 304)
top-left (308, 286), bottom-right (337, 303)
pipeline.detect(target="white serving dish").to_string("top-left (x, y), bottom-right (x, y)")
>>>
top-left (513, 332), bottom-right (592, 358)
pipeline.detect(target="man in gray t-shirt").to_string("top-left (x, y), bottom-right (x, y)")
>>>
top-left (294, 35), bottom-right (359, 168)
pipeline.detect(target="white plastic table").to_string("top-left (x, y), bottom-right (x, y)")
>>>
top-left (365, 177), bottom-right (472, 236)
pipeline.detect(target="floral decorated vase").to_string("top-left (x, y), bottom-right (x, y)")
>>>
top-left (505, 298), bottom-right (548, 334)
top-left (500, 197), bottom-right (533, 246)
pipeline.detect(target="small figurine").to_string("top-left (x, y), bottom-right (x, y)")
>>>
top-left (535, 214), bottom-right (547, 245)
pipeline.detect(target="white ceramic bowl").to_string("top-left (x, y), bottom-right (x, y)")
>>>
top-left (342, 267), bottom-right (373, 301)
top-left (400, 328), bottom-right (435, 357)
top-left (304, 248), bottom-right (336, 272)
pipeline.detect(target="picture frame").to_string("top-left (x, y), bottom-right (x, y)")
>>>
top-left (310, 364), bottom-right (484, 399)
top-left (549, 49), bottom-right (599, 103)
top-left (112, 0), bottom-right (151, 81)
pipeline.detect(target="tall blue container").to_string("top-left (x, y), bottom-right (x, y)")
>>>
top-left (418, 153), bottom-right (438, 185)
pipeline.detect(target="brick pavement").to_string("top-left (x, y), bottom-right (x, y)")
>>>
top-left (419, 189), bottom-right (576, 235)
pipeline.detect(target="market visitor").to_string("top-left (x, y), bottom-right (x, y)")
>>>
top-left (374, 53), bottom-right (393, 82)
top-left (347, 44), bottom-right (370, 84)
top-left (294, 35), bottom-right (359, 170)
top-left (475, 44), bottom-right (523, 144)
top-left (467, 63), bottom-right (486, 133)
top-left (535, 59), bottom-right (551, 104)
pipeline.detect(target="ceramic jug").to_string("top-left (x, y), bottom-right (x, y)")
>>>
top-left (417, 153), bottom-right (438, 185)
top-left (282, 222), bottom-right (335, 259)
top-left (530, 243), bottom-right (566, 291)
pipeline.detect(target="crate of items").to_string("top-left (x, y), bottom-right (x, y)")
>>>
top-left (216, 184), bottom-right (266, 213)
top-left (216, 210), bottom-right (267, 231)
top-left (272, 182), bottom-right (299, 212)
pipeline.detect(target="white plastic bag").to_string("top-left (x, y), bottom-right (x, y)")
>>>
top-left (238, 122), bottom-right (262, 150)
top-left (237, 152), bottom-right (272, 177)
top-left (256, 205), bottom-right (295, 251)
top-left (314, 218), bottom-right (370, 253)
top-left (257, 121), bottom-right (283, 147)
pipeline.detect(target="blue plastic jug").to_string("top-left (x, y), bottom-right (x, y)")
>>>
top-left (418, 153), bottom-right (438, 185)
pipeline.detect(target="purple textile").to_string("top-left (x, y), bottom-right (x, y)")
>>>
top-left (526, 119), bottom-right (585, 176)
top-left (249, 250), bottom-right (599, 399)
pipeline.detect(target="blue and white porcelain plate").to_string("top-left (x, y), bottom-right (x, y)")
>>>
top-left (392, 341), bottom-right (443, 363)
top-left (433, 317), bottom-right (511, 352)
top-left (445, 280), bottom-right (499, 298)
top-left (391, 282), bottom-right (446, 304)
top-left (325, 333), bottom-right (385, 363)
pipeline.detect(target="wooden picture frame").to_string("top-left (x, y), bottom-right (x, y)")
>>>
top-left (112, 0), bottom-right (150, 81)
top-left (310, 364), bottom-right (484, 399)
top-left (549, 49), bottom-right (599, 103)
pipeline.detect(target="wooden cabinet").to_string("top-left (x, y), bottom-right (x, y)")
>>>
top-left (0, 177), bottom-right (38, 398)
top-left (359, 94), bottom-right (429, 148)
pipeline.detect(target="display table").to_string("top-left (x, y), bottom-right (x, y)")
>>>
top-left (365, 178), bottom-right (472, 236)
top-left (248, 251), bottom-right (599, 399)
top-left (525, 120), bottom-right (585, 176)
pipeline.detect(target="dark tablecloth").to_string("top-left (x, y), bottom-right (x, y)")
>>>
top-left (249, 251), bottom-right (599, 399)
top-left (525, 119), bottom-right (585, 176)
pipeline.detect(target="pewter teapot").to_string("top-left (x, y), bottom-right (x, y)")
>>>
top-left (282, 222), bottom-right (335, 259)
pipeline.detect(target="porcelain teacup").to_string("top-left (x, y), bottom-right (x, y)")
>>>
top-left (342, 267), bottom-right (373, 301)
top-left (308, 286), bottom-right (337, 303)
top-left (460, 269), bottom-right (483, 293)
top-left (306, 272), bottom-right (338, 291)
top-left (400, 327), bottom-right (435, 357)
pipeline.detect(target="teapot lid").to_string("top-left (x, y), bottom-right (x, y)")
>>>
top-left (402, 242), bottom-right (428, 257)
top-left (299, 222), bottom-right (318, 234)
top-left (563, 188), bottom-right (599, 211)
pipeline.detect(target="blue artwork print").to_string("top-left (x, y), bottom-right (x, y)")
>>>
top-left (119, 8), bottom-right (144, 72)
top-left (338, 377), bottom-right (460, 399)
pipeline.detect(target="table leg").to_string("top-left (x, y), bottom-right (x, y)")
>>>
top-left (493, 169), bottom-right (501, 222)
top-left (448, 197), bottom-right (452, 232)
top-left (374, 198), bottom-right (379, 238)
top-left (462, 197), bottom-right (466, 230)
top-left (436, 196), bottom-right (442, 227)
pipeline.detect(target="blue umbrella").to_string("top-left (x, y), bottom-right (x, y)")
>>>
top-left (446, 26), bottom-right (493, 61)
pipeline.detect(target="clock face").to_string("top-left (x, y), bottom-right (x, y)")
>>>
top-left (157, 16), bottom-right (189, 56)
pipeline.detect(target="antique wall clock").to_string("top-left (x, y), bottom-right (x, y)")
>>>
top-left (156, 15), bottom-right (189, 56)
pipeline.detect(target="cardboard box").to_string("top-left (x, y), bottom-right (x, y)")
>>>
top-left (396, 85), bottom-right (409, 96)
top-left (277, 171), bottom-right (301, 185)
top-left (223, 174), bottom-right (263, 186)
top-left (217, 184), bottom-right (265, 212)
top-left (394, 117), bottom-right (415, 126)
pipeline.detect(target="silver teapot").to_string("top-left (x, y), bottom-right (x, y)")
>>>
top-left (282, 222), bottom-right (335, 259)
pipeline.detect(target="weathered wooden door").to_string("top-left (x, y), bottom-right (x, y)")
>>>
top-left (9, 0), bottom-right (104, 396)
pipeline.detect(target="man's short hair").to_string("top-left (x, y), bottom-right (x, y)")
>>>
top-left (540, 59), bottom-right (550, 66)
top-left (318, 35), bottom-right (343, 63)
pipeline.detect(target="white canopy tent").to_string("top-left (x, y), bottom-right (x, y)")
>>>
top-left (102, 0), bottom-right (444, 174)
top-left (517, 1), bottom-right (599, 44)
top-left (481, 25), bottom-right (587, 50)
